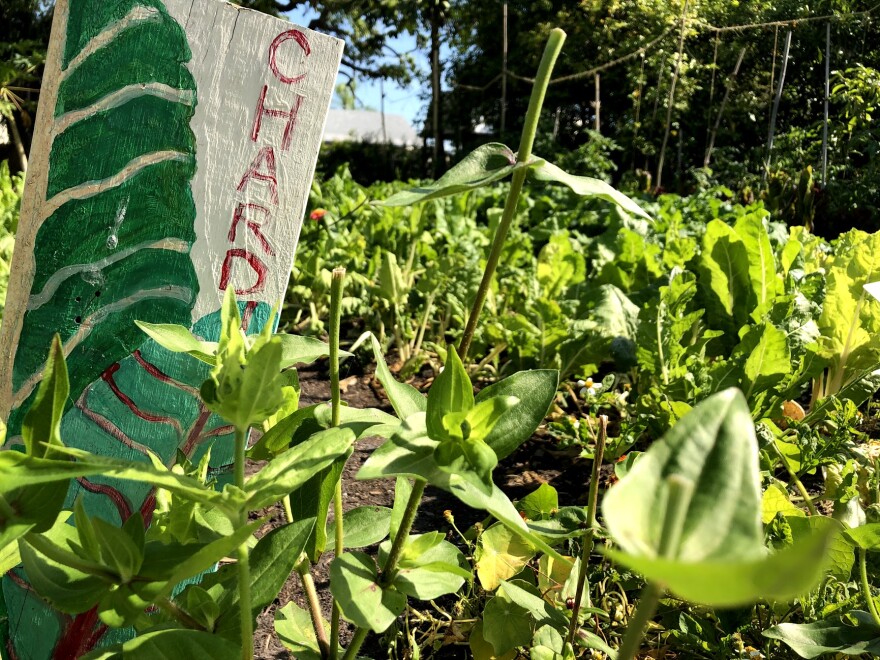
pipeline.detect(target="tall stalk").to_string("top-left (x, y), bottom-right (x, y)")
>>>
top-left (567, 416), bottom-right (607, 645)
top-left (329, 268), bottom-right (346, 659)
top-left (234, 426), bottom-right (254, 660)
top-left (458, 27), bottom-right (567, 361)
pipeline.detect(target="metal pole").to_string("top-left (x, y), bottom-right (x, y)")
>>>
top-left (594, 73), bottom-right (601, 132)
top-left (705, 47), bottom-right (746, 168)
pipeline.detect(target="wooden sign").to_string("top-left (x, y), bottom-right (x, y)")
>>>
top-left (0, 0), bottom-right (342, 656)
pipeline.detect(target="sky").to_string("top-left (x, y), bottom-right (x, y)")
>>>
top-left (284, 6), bottom-right (447, 130)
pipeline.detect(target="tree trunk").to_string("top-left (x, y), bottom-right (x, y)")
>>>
top-left (5, 114), bottom-right (28, 173)
top-left (431, 2), bottom-right (443, 178)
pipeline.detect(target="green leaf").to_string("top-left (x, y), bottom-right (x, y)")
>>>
top-left (291, 453), bottom-right (348, 562)
top-left (698, 220), bottom-right (752, 336)
top-left (248, 404), bottom-right (319, 460)
top-left (134, 321), bottom-right (217, 364)
top-left (244, 426), bottom-right (356, 510)
top-left (761, 483), bottom-right (805, 524)
top-left (764, 612), bottom-right (880, 658)
top-left (380, 534), bottom-right (470, 599)
top-left (476, 523), bottom-right (535, 591)
top-left (427, 345), bottom-right (474, 440)
top-left (390, 477), bottom-right (413, 543)
top-left (331, 506), bottom-right (392, 548)
top-left (843, 522), bottom-right (880, 550)
top-left (80, 629), bottom-right (239, 660)
top-left (330, 551), bottom-right (407, 632)
top-left (369, 333), bottom-right (425, 420)
top-left (602, 388), bottom-right (764, 562)
top-left (470, 620), bottom-right (517, 660)
top-left (465, 396), bottom-right (519, 443)
top-left (733, 214), bottom-right (779, 320)
top-left (380, 143), bottom-right (521, 206)
top-left (604, 526), bottom-right (833, 607)
top-left (275, 601), bottom-right (328, 660)
top-left (91, 516), bottom-right (143, 582)
top-left (517, 484), bottom-right (559, 522)
top-left (787, 516), bottom-right (853, 582)
top-left (482, 592), bottom-right (533, 655)
top-left (741, 323), bottom-right (792, 402)
top-left (529, 159), bottom-right (650, 220)
top-left (276, 334), bottom-right (346, 368)
top-left (498, 579), bottom-right (569, 630)
top-left (475, 370), bottom-right (559, 460)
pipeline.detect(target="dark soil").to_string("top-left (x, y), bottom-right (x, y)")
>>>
top-left (250, 363), bottom-right (590, 659)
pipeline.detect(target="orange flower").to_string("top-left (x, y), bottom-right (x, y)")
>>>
top-left (310, 208), bottom-right (326, 221)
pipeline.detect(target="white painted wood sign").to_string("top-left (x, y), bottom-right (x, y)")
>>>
top-left (0, 0), bottom-right (342, 656)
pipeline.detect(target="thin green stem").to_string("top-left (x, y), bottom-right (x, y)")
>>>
top-left (860, 548), bottom-right (880, 627)
top-left (282, 495), bottom-right (294, 524)
top-left (771, 441), bottom-right (819, 516)
top-left (234, 425), bottom-right (254, 660)
top-left (616, 476), bottom-right (693, 660)
top-left (329, 267), bottom-right (345, 659)
top-left (299, 564), bottom-right (333, 658)
top-left (458, 28), bottom-right (567, 361)
top-left (342, 480), bottom-right (427, 659)
top-left (567, 415), bottom-right (607, 646)
top-left (615, 583), bottom-right (663, 660)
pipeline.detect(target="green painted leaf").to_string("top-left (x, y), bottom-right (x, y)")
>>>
top-left (9, 0), bottom-right (199, 436)
top-left (529, 159), bottom-right (650, 220)
top-left (380, 144), bottom-right (521, 206)
top-left (763, 612), bottom-right (880, 658)
top-left (475, 370), bottom-right (558, 460)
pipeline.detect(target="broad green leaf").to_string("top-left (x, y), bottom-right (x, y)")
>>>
top-left (537, 233), bottom-right (586, 299)
top-left (761, 483), bottom-right (805, 524)
top-left (248, 404), bottom-right (319, 460)
top-left (742, 323), bottom-right (791, 402)
top-left (529, 159), bottom-right (650, 220)
top-left (244, 426), bottom-right (356, 510)
top-left (369, 333), bottom-right (425, 420)
top-left (764, 611), bottom-right (880, 658)
top-left (517, 483), bottom-right (559, 522)
top-left (380, 143), bottom-right (521, 206)
top-left (330, 551), bottom-right (406, 632)
top-left (530, 625), bottom-right (570, 660)
top-left (470, 621), bottom-right (517, 660)
top-left (390, 476), bottom-right (413, 543)
top-left (276, 333), bottom-right (346, 368)
top-left (427, 345), bottom-right (474, 440)
top-left (275, 601), bottom-right (328, 660)
top-left (80, 629), bottom-right (239, 660)
top-left (134, 321), bottom-right (217, 364)
top-left (292, 453), bottom-right (348, 562)
top-left (818, 229), bottom-right (880, 394)
top-left (602, 389), bottom-right (763, 562)
top-left (476, 523), bottom-right (535, 591)
top-left (215, 518), bottom-right (315, 640)
top-left (475, 370), bottom-right (558, 460)
top-left (482, 593), bottom-right (532, 655)
top-left (465, 396), bottom-right (519, 443)
top-left (91, 516), bottom-right (143, 582)
top-left (331, 506), bottom-right (392, 548)
top-left (380, 534), bottom-right (469, 599)
top-left (698, 220), bottom-right (752, 336)
top-left (787, 516), bottom-right (852, 583)
top-left (498, 579), bottom-right (569, 630)
top-left (733, 213), bottom-right (779, 320)
top-left (843, 522), bottom-right (880, 550)
top-left (0, 531), bottom-right (23, 574)
top-left (604, 525), bottom-right (832, 607)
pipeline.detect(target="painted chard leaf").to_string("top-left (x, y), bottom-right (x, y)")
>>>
top-left (8, 0), bottom-right (199, 436)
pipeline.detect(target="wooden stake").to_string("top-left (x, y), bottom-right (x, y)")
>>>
top-left (705, 47), bottom-right (746, 168)
top-left (594, 73), bottom-right (601, 132)
top-left (822, 21), bottom-right (831, 187)
top-left (763, 30), bottom-right (792, 184)
top-left (501, 2), bottom-right (508, 134)
top-left (656, 0), bottom-right (690, 190)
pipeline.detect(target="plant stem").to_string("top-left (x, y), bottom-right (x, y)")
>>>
top-left (458, 28), bottom-right (567, 361)
top-left (616, 476), bottom-right (694, 660)
top-left (342, 480), bottom-right (427, 660)
top-left (567, 415), bottom-right (607, 646)
top-left (770, 441), bottom-right (819, 516)
top-left (234, 425), bottom-right (254, 660)
top-left (329, 268), bottom-right (345, 660)
top-left (299, 564), bottom-right (333, 658)
top-left (860, 548), bottom-right (880, 627)
top-left (616, 583), bottom-right (663, 660)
